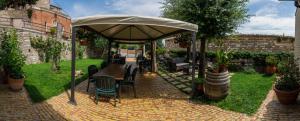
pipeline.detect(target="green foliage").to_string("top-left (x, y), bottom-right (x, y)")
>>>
top-left (265, 55), bottom-right (278, 66)
top-left (120, 44), bottom-right (128, 49)
top-left (76, 43), bottom-right (86, 59)
top-left (0, 29), bottom-right (26, 79)
top-left (156, 48), bottom-right (167, 55)
top-left (30, 36), bottom-right (65, 71)
top-left (157, 39), bottom-right (164, 48)
top-left (216, 49), bottom-right (233, 68)
top-left (242, 67), bottom-right (256, 74)
top-left (50, 27), bottom-right (57, 36)
top-left (169, 49), bottom-right (293, 66)
top-left (195, 78), bottom-right (204, 84)
top-left (93, 37), bottom-right (108, 58)
top-left (27, 8), bottom-right (33, 18)
top-left (24, 59), bottom-right (102, 102)
top-left (169, 49), bottom-right (187, 57)
top-left (275, 58), bottom-right (300, 91)
top-left (0, 0), bottom-right (38, 10)
top-left (47, 37), bottom-right (64, 71)
top-left (162, 0), bottom-right (248, 39)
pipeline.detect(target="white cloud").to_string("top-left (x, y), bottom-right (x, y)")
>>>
top-left (238, 16), bottom-right (295, 36)
top-left (71, 3), bottom-right (110, 18)
top-left (110, 0), bottom-right (163, 16)
top-left (69, 0), bottom-right (295, 36)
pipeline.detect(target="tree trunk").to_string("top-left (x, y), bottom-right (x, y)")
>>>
top-left (198, 38), bottom-right (206, 78)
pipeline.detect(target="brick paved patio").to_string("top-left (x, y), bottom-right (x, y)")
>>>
top-left (0, 71), bottom-right (299, 120)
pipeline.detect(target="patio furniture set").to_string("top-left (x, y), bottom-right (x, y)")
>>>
top-left (86, 63), bottom-right (138, 106)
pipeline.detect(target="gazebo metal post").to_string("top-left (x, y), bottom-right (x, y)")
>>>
top-left (107, 40), bottom-right (113, 63)
top-left (70, 27), bottom-right (77, 103)
top-left (151, 41), bottom-right (157, 72)
top-left (191, 32), bottom-right (197, 97)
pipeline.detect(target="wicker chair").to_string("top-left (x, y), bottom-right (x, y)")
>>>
top-left (86, 65), bottom-right (98, 92)
top-left (94, 76), bottom-right (120, 106)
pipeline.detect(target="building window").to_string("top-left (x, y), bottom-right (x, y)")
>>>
top-left (53, 20), bottom-right (57, 27)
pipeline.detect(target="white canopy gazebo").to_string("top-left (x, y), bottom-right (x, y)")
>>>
top-left (70, 15), bottom-right (198, 103)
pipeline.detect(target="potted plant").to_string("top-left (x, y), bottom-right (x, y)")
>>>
top-left (79, 40), bottom-right (89, 46)
top-left (0, 29), bottom-right (26, 91)
top-left (204, 49), bottom-right (232, 100)
top-left (195, 78), bottom-right (204, 94)
top-left (265, 55), bottom-right (278, 75)
top-left (274, 58), bottom-right (300, 105)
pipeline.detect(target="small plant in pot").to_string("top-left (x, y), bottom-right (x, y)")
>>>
top-left (204, 49), bottom-right (232, 100)
top-left (274, 58), bottom-right (300, 105)
top-left (195, 78), bottom-right (204, 94)
top-left (265, 55), bottom-right (278, 75)
top-left (0, 29), bottom-right (26, 91)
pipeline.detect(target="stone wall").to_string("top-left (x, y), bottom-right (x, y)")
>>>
top-left (0, 17), bottom-right (72, 64)
top-left (165, 34), bottom-right (294, 52)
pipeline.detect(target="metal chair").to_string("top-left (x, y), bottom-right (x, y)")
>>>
top-left (94, 76), bottom-right (119, 106)
top-left (86, 65), bottom-right (98, 92)
top-left (120, 67), bottom-right (138, 98)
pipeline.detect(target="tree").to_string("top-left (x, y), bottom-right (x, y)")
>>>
top-left (0, 0), bottom-right (38, 10)
top-left (162, 0), bottom-right (248, 77)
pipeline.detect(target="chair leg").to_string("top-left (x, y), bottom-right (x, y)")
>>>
top-left (86, 79), bottom-right (90, 92)
top-left (114, 95), bottom-right (117, 107)
top-left (95, 92), bottom-right (99, 104)
top-left (133, 85), bottom-right (137, 98)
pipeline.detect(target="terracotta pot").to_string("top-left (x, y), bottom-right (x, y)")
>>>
top-left (8, 77), bottom-right (24, 91)
top-left (197, 83), bottom-right (204, 93)
top-left (265, 65), bottom-right (276, 75)
top-left (80, 40), bottom-right (88, 46)
top-left (274, 86), bottom-right (300, 105)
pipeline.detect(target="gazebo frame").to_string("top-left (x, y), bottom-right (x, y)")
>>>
top-left (70, 15), bottom-right (198, 103)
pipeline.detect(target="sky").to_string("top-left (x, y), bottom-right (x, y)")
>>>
top-left (52, 0), bottom-right (296, 36)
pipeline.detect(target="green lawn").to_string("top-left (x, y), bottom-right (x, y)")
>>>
top-left (197, 72), bottom-right (275, 115)
top-left (24, 59), bottom-right (103, 102)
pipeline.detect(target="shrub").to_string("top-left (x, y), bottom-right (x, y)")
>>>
top-left (265, 56), bottom-right (278, 66)
top-left (275, 58), bottom-right (300, 91)
top-left (0, 29), bottom-right (26, 79)
top-left (242, 67), bottom-right (256, 74)
top-left (30, 36), bottom-right (65, 71)
top-left (156, 48), bottom-right (167, 55)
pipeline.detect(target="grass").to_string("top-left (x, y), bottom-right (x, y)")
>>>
top-left (197, 72), bottom-right (275, 115)
top-left (24, 59), bottom-right (103, 102)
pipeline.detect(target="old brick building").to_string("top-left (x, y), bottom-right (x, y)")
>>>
top-left (31, 0), bottom-right (71, 38)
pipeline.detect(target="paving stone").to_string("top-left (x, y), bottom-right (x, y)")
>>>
top-left (182, 87), bottom-right (192, 93)
top-left (176, 84), bottom-right (187, 89)
top-left (1, 68), bottom-right (299, 120)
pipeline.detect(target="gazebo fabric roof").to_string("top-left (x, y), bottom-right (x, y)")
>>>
top-left (72, 15), bottom-right (198, 42)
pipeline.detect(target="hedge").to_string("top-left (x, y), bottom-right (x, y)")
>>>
top-left (169, 49), bottom-right (294, 66)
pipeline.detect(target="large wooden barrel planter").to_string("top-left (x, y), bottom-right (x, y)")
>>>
top-left (204, 71), bottom-right (230, 100)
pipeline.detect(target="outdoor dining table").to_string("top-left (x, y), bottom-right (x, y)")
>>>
top-left (93, 64), bottom-right (125, 80)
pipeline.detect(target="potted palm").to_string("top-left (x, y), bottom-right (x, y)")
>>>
top-left (274, 58), bottom-right (300, 105)
top-left (265, 55), bottom-right (278, 75)
top-left (0, 29), bottom-right (26, 91)
top-left (204, 49), bottom-right (232, 100)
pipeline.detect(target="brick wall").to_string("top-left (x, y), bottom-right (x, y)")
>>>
top-left (165, 34), bottom-right (294, 52)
